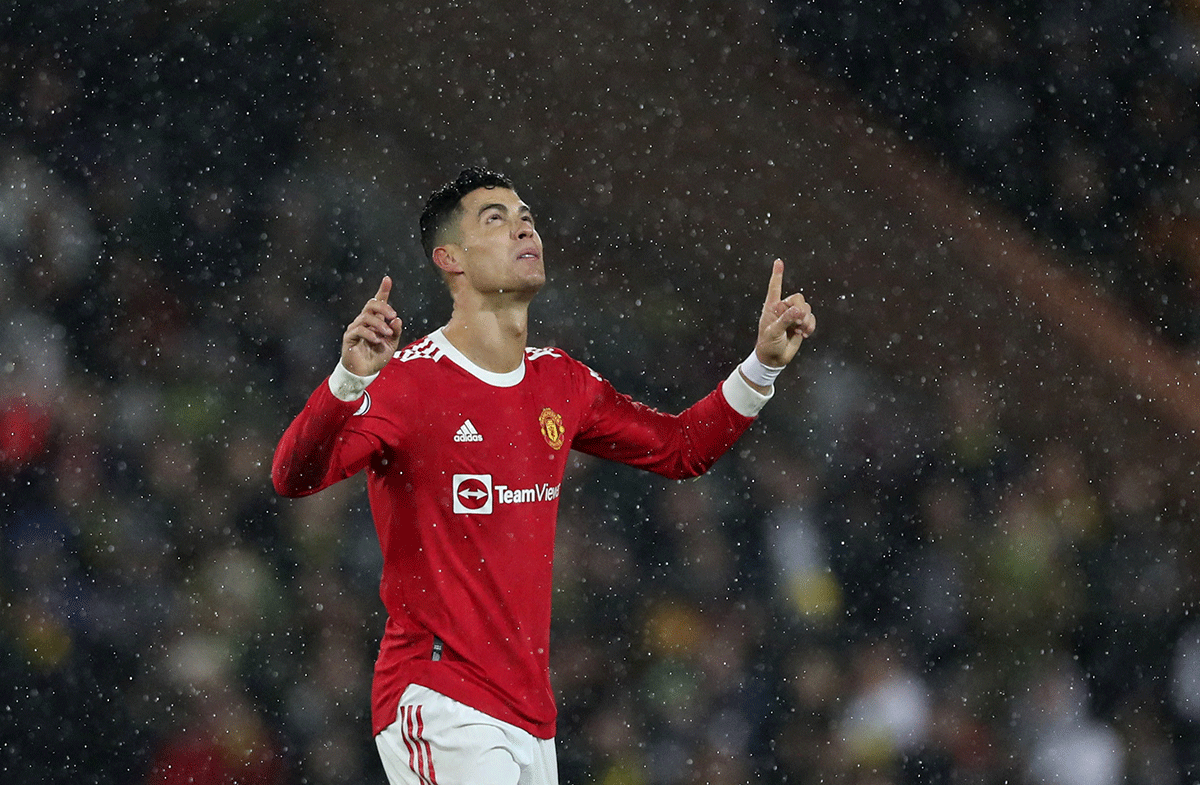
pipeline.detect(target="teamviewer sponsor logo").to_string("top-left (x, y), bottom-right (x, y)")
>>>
top-left (452, 474), bottom-right (563, 515)
top-left (453, 474), bottom-right (493, 514)
top-left (454, 420), bottom-right (483, 442)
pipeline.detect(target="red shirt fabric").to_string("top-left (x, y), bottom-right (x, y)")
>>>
top-left (273, 330), bottom-right (757, 739)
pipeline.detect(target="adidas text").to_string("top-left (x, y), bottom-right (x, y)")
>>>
top-left (454, 420), bottom-right (484, 443)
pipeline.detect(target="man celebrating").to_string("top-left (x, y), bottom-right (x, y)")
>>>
top-left (272, 167), bottom-right (815, 785)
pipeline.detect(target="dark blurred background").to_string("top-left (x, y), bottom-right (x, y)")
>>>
top-left (1, 0), bottom-right (1198, 783)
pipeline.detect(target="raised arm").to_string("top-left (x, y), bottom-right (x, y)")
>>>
top-left (272, 277), bottom-right (401, 496)
top-left (572, 260), bottom-right (816, 479)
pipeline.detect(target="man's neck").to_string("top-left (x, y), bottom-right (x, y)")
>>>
top-left (441, 304), bottom-right (530, 374)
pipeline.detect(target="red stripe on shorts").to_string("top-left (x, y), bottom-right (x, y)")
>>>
top-left (402, 705), bottom-right (438, 785)
top-left (399, 707), bottom-right (418, 781)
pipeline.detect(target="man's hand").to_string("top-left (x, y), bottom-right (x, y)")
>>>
top-left (341, 276), bottom-right (403, 377)
top-left (744, 259), bottom-right (815, 391)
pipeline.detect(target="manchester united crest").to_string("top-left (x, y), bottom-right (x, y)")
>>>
top-left (539, 407), bottom-right (564, 450)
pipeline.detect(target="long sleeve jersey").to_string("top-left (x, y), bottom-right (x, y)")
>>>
top-left (272, 329), bottom-right (769, 739)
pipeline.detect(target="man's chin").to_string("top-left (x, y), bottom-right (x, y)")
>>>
top-left (517, 271), bottom-right (546, 293)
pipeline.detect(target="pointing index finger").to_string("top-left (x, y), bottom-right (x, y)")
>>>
top-left (766, 258), bottom-right (784, 306)
top-left (374, 275), bottom-right (393, 304)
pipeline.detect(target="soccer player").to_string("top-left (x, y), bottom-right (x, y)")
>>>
top-left (272, 167), bottom-right (816, 785)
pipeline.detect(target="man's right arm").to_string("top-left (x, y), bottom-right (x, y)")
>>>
top-left (273, 276), bottom-right (403, 497)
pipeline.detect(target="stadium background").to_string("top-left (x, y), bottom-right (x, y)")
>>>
top-left (2, 0), bottom-right (1199, 782)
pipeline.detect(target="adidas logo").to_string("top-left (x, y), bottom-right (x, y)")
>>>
top-left (454, 420), bottom-right (484, 443)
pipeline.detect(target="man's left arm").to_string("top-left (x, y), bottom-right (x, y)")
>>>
top-left (572, 258), bottom-right (815, 477)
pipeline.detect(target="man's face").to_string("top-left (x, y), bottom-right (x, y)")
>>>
top-left (444, 186), bottom-right (544, 296)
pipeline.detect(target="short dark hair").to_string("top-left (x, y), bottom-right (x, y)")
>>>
top-left (419, 167), bottom-right (514, 259)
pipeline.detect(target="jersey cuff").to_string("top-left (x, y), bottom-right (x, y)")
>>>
top-left (722, 366), bottom-right (773, 417)
top-left (328, 361), bottom-right (379, 402)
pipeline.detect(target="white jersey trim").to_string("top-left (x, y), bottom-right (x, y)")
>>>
top-left (429, 328), bottom-right (527, 388)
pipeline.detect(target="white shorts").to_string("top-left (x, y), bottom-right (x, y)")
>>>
top-left (375, 684), bottom-right (559, 785)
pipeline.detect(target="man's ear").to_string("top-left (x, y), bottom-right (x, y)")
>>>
top-left (432, 246), bottom-right (462, 275)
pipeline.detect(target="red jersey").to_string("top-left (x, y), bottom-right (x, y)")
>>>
top-left (272, 329), bottom-right (766, 739)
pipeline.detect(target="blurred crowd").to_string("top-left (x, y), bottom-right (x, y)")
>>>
top-left (3, 2), bottom-right (1200, 785)
top-left (778, 0), bottom-right (1200, 349)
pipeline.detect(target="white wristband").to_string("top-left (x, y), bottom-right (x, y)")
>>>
top-left (739, 352), bottom-right (785, 388)
top-left (328, 361), bottom-right (379, 402)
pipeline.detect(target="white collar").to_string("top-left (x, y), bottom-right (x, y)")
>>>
top-left (429, 328), bottom-right (526, 388)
